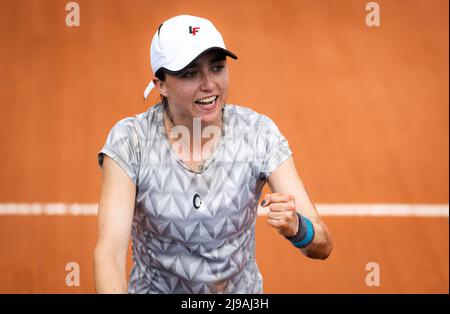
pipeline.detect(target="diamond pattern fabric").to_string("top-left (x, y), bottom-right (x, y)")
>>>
top-left (98, 103), bottom-right (292, 293)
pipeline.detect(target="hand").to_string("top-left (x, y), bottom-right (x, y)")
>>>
top-left (261, 193), bottom-right (299, 237)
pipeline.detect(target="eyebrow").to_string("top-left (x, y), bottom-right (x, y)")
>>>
top-left (184, 55), bottom-right (226, 71)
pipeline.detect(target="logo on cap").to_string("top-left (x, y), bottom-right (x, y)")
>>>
top-left (189, 26), bottom-right (200, 36)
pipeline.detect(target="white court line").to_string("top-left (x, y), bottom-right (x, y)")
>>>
top-left (0, 203), bottom-right (98, 216)
top-left (0, 203), bottom-right (448, 217)
top-left (257, 204), bottom-right (449, 217)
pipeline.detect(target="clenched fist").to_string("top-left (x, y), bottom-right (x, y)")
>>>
top-left (261, 193), bottom-right (299, 237)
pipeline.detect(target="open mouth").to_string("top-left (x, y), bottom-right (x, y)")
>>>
top-left (194, 95), bottom-right (219, 111)
top-left (195, 95), bottom-right (218, 106)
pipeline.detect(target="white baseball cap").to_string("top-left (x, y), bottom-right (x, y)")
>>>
top-left (143, 15), bottom-right (238, 99)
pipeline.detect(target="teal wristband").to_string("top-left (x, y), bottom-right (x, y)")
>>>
top-left (285, 214), bottom-right (315, 248)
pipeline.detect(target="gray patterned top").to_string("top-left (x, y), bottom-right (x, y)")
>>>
top-left (98, 103), bottom-right (292, 294)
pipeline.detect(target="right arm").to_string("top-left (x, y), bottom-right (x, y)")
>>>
top-left (94, 155), bottom-right (136, 293)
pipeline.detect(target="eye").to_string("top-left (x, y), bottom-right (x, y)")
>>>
top-left (213, 64), bottom-right (225, 72)
top-left (181, 70), bottom-right (197, 78)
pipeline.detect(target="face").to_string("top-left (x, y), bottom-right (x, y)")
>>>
top-left (155, 50), bottom-right (229, 126)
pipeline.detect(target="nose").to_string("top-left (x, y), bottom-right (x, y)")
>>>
top-left (199, 71), bottom-right (215, 91)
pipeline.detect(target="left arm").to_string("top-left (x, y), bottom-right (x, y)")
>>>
top-left (262, 156), bottom-right (333, 260)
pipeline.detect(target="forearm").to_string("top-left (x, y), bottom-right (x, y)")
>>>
top-left (94, 248), bottom-right (128, 293)
top-left (300, 217), bottom-right (333, 260)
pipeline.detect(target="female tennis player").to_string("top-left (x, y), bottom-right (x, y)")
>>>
top-left (94, 15), bottom-right (333, 294)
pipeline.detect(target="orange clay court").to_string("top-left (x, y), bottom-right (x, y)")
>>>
top-left (0, 0), bottom-right (448, 293)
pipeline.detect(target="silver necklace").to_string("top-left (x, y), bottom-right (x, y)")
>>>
top-left (163, 101), bottom-right (224, 173)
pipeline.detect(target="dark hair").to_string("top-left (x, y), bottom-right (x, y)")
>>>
top-left (155, 69), bottom-right (166, 81)
top-left (155, 70), bottom-right (167, 106)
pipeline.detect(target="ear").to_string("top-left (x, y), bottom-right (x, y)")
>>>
top-left (153, 78), bottom-right (168, 97)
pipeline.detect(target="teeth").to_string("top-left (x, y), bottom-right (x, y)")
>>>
top-left (196, 96), bottom-right (217, 103)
